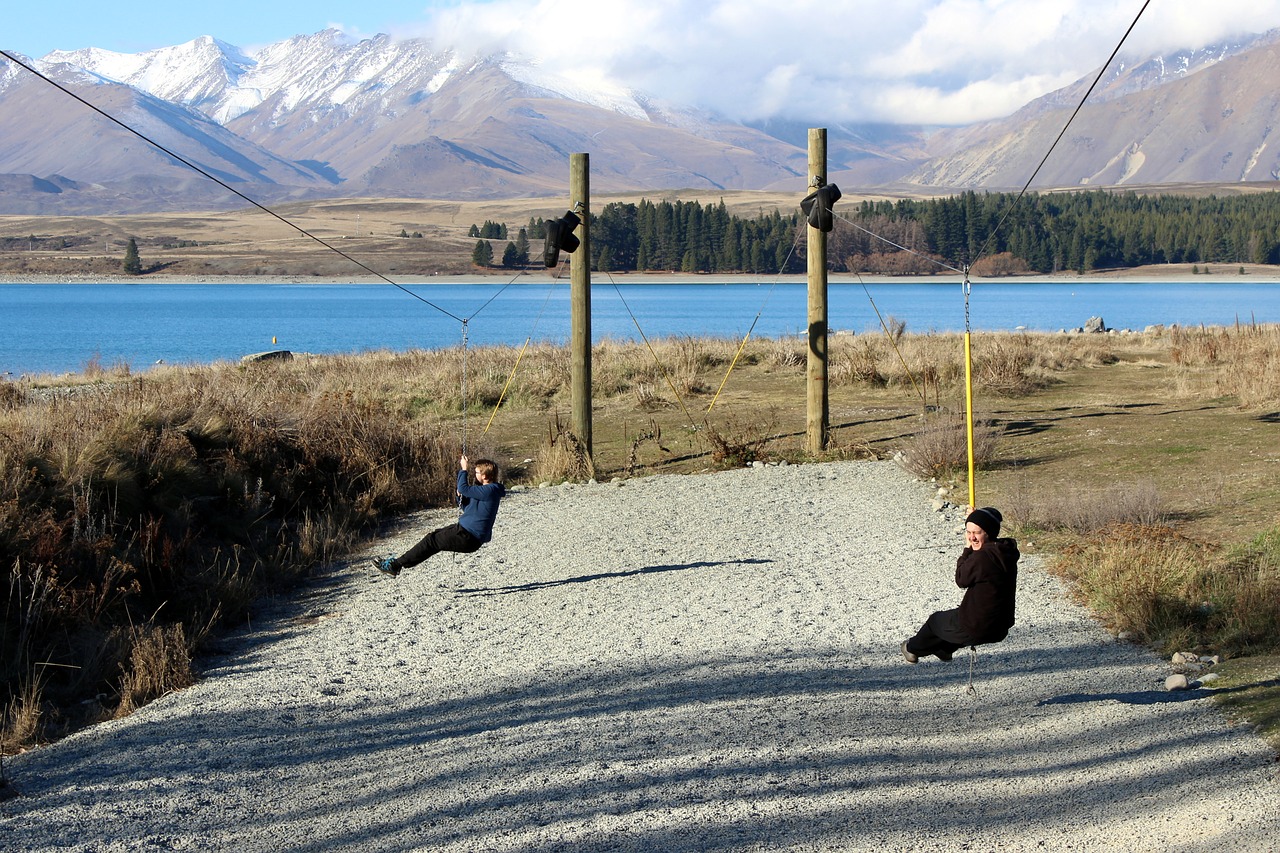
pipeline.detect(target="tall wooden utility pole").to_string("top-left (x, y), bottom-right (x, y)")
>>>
top-left (806, 128), bottom-right (830, 454)
top-left (570, 152), bottom-right (592, 457)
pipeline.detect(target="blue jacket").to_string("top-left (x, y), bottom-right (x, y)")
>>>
top-left (456, 470), bottom-right (505, 543)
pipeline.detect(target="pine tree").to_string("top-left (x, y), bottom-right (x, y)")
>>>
top-left (471, 240), bottom-right (493, 267)
top-left (514, 227), bottom-right (530, 266)
top-left (122, 237), bottom-right (142, 275)
top-left (501, 242), bottom-right (520, 268)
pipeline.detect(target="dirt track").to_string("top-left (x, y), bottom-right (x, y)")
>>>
top-left (2, 461), bottom-right (1276, 852)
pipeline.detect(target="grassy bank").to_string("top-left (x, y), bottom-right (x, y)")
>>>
top-left (2, 324), bottom-right (1278, 753)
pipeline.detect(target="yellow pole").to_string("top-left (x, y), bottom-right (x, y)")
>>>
top-left (963, 272), bottom-right (976, 508)
top-left (964, 329), bottom-right (976, 508)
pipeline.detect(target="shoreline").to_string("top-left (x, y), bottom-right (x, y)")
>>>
top-left (4, 264), bottom-right (1280, 286)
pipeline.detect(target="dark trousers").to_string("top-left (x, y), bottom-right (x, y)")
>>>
top-left (906, 608), bottom-right (975, 659)
top-left (395, 523), bottom-right (480, 569)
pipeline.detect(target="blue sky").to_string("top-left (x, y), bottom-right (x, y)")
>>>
top-left (5, 1), bottom-right (460, 56)
top-left (6, 1), bottom-right (1280, 124)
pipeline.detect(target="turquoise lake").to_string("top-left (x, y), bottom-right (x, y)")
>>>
top-left (4, 279), bottom-right (1280, 375)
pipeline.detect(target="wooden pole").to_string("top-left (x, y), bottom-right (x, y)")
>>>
top-left (570, 152), bottom-right (592, 458)
top-left (806, 129), bottom-right (830, 454)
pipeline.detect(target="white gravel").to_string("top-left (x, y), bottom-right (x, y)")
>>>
top-left (2, 460), bottom-right (1277, 852)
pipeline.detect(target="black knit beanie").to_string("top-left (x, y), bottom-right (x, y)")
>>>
top-left (966, 506), bottom-right (1003, 538)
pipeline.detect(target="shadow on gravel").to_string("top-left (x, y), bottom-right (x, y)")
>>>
top-left (1037, 689), bottom-right (1213, 706)
top-left (8, 640), bottom-right (1275, 852)
top-left (1038, 678), bottom-right (1280, 708)
top-left (455, 558), bottom-right (775, 596)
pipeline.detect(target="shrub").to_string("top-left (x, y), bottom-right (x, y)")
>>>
top-left (703, 414), bottom-right (775, 468)
top-left (975, 335), bottom-right (1044, 397)
top-left (895, 413), bottom-right (1001, 481)
top-left (531, 415), bottom-right (596, 484)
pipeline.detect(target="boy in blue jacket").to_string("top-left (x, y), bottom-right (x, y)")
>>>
top-left (372, 455), bottom-right (505, 577)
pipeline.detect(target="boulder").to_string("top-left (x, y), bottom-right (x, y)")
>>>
top-left (1083, 316), bottom-right (1107, 333)
top-left (241, 350), bottom-right (293, 364)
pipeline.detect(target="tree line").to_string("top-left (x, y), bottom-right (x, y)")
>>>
top-left (469, 190), bottom-right (1280, 275)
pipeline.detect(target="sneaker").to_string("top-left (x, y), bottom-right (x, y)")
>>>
top-left (936, 650), bottom-right (954, 662)
top-left (372, 556), bottom-right (400, 577)
top-left (901, 642), bottom-right (918, 664)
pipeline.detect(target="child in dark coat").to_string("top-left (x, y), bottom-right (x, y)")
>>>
top-left (902, 506), bottom-right (1019, 663)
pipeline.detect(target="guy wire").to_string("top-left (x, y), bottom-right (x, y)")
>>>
top-left (485, 268), bottom-right (564, 434)
top-left (706, 229), bottom-right (803, 413)
top-left (603, 271), bottom-right (700, 432)
top-left (857, 275), bottom-right (926, 406)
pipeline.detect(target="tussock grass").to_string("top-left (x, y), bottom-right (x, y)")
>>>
top-left (1050, 524), bottom-right (1280, 656)
top-left (1167, 322), bottom-right (1280, 408)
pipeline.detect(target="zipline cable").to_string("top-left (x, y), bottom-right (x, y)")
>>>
top-left (3, 48), bottom-right (566, 465)
top-left (970, 0), bottom-right (1153, 270)
top-left (463, 268), bottom-right (534, 324)
top-left (833, 211), bottom-right (965, 275)
top-left (0, 48), bottom-right (465, 323)
top-left (963, 0), bottom-right (1151, 509)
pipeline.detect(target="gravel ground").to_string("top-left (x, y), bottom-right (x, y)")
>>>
top-left (2, 460), bottom-right (1277, 852)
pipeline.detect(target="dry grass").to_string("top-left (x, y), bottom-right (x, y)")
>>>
top-left (1005, 480), bottom-right (1165, 533)
top-left (1168, 321), bottom-right (1280, 408)
top-left (1051, 524), bottom-right (1280, 657)
top-left (530, 414), bottom-right (597, 484)
top-left (1, 358), bottom-right (457, 746)
top-left (2, 322), bottom-right (1279, 751)
top-left (115, 623), bottom-right (197, 718)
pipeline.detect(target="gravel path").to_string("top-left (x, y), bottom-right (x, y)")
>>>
top-left (2, 461), bottom-right (1277, 852)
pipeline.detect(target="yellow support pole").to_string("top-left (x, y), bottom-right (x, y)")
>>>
top-left (964, 329), bottom-right (976, 509)
top-left (963, 273), bottom-right (976, 508)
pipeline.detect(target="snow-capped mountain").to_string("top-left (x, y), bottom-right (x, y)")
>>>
top-left (908, 28), bottom-right (1280, 189)
top-left (48, 30), bottom-right (660, 127)
top-left (4, 26), bottom-right (1280, 213)
top-left (45, 37), bottom-right (258, 122)
top-left (3, 30), bottom-right (815, 212)
top-left (0, 49), bottom-right (336, 213)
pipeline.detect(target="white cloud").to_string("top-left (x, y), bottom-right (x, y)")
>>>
top-left (401, 0), bottom-right (1280, 124)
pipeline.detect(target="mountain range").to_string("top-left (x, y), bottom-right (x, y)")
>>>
top-left (2, 27), bottom-right (1279, 215)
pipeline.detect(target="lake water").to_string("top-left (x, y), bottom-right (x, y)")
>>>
top-left (4, 278), bottom-right (1280, 376)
